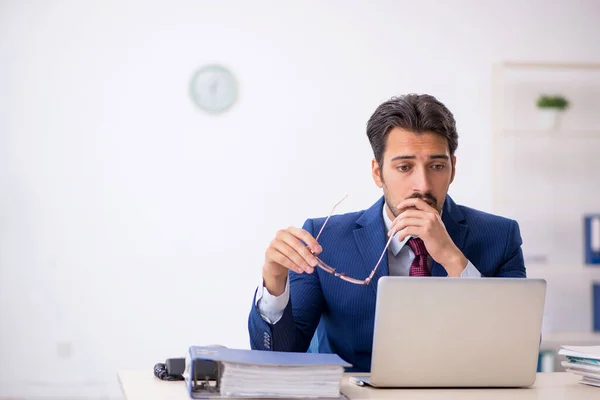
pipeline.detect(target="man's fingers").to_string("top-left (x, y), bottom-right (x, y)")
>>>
top-left (398, 226), bottom-right (420, 242)
top-left (390, 210), bottom-right (428, 231)
top-left (281, 231), bottom-right (317, 267)
top-left (277, 231), bottom-right (318, 270)
top-left (266, 248), bottom-right (304, 274)
top-left (397, 198), bottom-right (438, 213)
top-left (287, 226), bottom-right (322, 254)
top-left (267, 245), bottom-right (314, 274)
top-left (389, 217), bottom-right (425, 237)
top-left (395, 209), bottom-right (429, 220)
top-left (266, 226), bottom-right (323, 275)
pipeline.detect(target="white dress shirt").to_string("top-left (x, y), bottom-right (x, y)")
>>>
top-left (256, 205), bottom-right (481, 324)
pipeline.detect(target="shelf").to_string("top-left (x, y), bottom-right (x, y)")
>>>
top-left (492, 61), bottom-right (600, 374)
top-left (526, 264), bottom-right (600, 270)
top-left (541, 332), bottom-right (600, 344)
top-left (526, 264), bottom-right (600, 277)
top-left (496, 130), bottom-right (600, 138)
top-left (501, 61), bottom-right (600, 70)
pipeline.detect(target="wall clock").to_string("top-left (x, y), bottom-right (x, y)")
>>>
top-left (189, 65), bottom-right (238, 114)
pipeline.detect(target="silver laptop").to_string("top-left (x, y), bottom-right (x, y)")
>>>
top-left (352, 277), bottom-right (546, 388)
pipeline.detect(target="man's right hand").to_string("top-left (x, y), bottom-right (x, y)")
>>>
top-left (262, 227), bottom-right (322, 296)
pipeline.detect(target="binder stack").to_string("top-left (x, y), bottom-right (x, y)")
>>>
top-left (184, 346), bottom-right (351, 398)
top-left (559, 345), bottom-right (600, 388)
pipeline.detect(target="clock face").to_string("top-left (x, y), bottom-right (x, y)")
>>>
top-left (189, 65), bottom-right (238, 114)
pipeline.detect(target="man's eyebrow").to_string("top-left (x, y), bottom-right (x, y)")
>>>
top-left (390, 154), bottom-right (449, 162)
top-left (429, 154), bottom-right (450, 160)
top-left (390, 155), bottom-right (416, 161)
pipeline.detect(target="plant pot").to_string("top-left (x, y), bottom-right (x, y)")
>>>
top-left (537, 108), bottom-right (561, 131)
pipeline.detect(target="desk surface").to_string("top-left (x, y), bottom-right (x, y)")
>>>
top-left (118, 371), bottom-right (597, 400)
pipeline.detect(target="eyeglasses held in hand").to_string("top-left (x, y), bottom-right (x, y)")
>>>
top-left (310, 194), bottom-right (394, 285)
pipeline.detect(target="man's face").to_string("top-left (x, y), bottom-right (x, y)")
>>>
top-left (371, 127), bottom-right (456, 219)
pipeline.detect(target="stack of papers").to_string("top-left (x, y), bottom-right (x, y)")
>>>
top-left (186, 346), bottom-right (351, 399)
top-left (558, 345), bottom-right (600, 388)
top-left (220, 363), bottom-right (345, 398)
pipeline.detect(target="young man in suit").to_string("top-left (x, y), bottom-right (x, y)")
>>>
top-left (248, 94), bottom-right (526, 372)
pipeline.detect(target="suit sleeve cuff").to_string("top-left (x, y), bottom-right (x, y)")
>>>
top-left (255, 276), bottom-right (290, 324)
top-left (460, 260), bottom-right (481, 278)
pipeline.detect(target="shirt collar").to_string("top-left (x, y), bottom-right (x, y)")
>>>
top-left (382, 204), bottom-right (410, 257)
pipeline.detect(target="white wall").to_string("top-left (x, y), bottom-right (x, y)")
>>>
top-left (1, 0), bottom-right (599, 398)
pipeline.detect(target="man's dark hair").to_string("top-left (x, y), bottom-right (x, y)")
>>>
top-left (366, 94), bottom-right (458, 167)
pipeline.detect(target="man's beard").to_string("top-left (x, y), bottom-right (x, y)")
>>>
top-left (384, 189), bottom-right (440, 218)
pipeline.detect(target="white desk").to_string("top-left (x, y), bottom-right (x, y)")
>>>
top-left (118, 371), bottom-right (597, 400)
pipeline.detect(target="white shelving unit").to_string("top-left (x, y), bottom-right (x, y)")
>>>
top-left (492, 61), bottom-right (600, 371)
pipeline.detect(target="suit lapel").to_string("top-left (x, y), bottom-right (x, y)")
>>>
top-left (431, 195), bottom-right (469, 276)
top-left (353, 197), bottom-right (389, 294)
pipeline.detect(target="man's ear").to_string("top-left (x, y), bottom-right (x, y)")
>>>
top-left (450, 155), bottom-right (456, 184)
top-left (372, 158), bottom-right (383, 188)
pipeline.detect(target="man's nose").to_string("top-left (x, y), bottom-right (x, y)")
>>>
top-left (412, 166), bottom-right (432, 193)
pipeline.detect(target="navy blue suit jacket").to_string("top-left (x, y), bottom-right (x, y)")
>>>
top-left (248, 196), bottom-right (526, 372)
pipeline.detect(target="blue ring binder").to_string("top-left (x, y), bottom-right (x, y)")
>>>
top-left (585, 215), bottom-right (600, 265)
top-left (594, 283), bottom-right (600, 332)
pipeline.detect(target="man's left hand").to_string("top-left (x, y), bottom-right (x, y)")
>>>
top-left (389, 198), bottom-right (467, 277)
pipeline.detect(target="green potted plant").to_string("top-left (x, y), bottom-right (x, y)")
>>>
top-left (536, 94), bottom-right (569, 130)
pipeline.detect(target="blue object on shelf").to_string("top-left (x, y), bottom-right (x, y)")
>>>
top-left (594, 283), bottom-right (600, 332)
top-left (537, 350), bottom-right (555, 372)
top-left (585, 215), bottom-right (600, 265)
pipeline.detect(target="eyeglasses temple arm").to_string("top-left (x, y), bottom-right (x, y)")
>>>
top-left (315, 194), bottom-right (348, 242)
top-left (365, 234), bottom-right (395, 284)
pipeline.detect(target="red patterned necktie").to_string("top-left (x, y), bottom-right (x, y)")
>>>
top-left (407, 237), bottom-right (431, 276)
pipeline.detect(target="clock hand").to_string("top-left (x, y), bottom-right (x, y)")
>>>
top-left (209, 80), bottom-right (218, 97)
